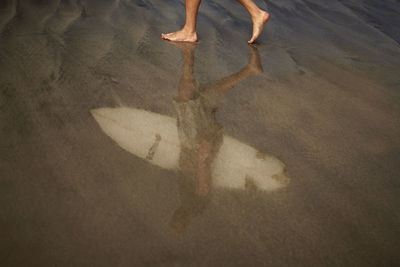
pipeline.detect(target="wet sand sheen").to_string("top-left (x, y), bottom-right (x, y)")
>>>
top-left (0, 0), bottom-right (399, 266)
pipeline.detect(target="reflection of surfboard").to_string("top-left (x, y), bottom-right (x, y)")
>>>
top-left (91, 107), bottom-right (289, 191)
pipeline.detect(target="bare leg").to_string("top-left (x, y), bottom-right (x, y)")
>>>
top-left (168, 43), bottom-right (197, 100)
top-left (236, 0), bottom-right (270, 43)
top-left (214, 45), bottom-right (263, 92)
top-left (161, 0), bottom-right (201, 42)
top-left (169, 43), bottom-right (212, 196)
top-left (196, 140), bottom-right (213, 196)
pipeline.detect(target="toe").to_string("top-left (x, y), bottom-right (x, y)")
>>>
top-left (162, 34), bottom-right (171, 40)
top-left (162, 32), bottom-right (172, 38)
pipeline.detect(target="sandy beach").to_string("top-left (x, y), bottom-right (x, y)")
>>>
top-left (1, 0), bottom-right (399, 266)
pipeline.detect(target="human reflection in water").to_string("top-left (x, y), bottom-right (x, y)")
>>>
top-left (91, 46), bottom-right (289, 233)
top-left (169, 43), bottom-right (264, 232)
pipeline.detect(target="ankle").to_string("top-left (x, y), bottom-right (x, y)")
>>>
top-left (182, 25), bottom-right (196, 35)
top-left (251, 9), bottom-right (266, 20)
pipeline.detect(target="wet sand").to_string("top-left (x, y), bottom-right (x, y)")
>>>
top-left (1, 0), bottom-right (400, 266)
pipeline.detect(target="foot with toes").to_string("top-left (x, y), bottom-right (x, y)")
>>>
top-left (161, 28), bottom-right (197, 43)
top-left (248, 10), bottom-right (270, 44)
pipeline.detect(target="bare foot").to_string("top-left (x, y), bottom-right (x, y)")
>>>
top-left (161, 28), bottom-right (198, 42)
top-left (248, 11), bottom-right (270, 44)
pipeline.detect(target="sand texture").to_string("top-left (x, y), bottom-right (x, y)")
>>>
top-left (0, 0), bottom-right (399, 266)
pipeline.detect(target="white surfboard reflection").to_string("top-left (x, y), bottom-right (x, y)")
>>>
top-left (92, 44), bottom-right (289, 194)
top-left (91, 106), bottom-right (289, 191)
